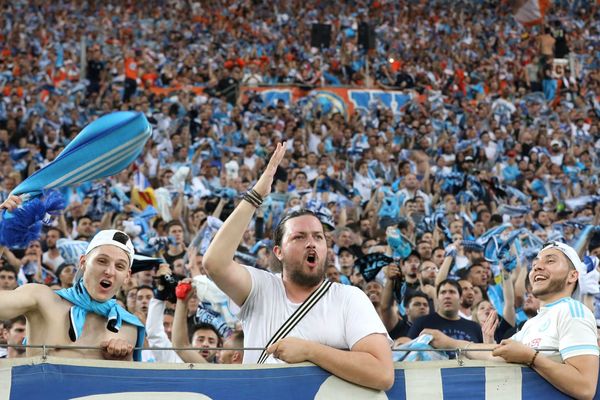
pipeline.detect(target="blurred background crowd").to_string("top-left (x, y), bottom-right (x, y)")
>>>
top-left (1, 0), bottom-right (600, 364)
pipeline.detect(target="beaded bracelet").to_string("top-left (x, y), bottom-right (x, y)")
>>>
top-left (528, 349), bottom-right (539, 368)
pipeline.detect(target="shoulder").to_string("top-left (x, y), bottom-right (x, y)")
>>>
top-left (18, 283), bottom-right (56, 300)
top-left (552, 298), bottom-right (591, 320)
top-left (461, 318), bottom-right (483, 330)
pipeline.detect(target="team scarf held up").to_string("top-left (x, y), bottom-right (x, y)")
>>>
top-left (55, 279), bottom-right (146, 361)
top-left (0, 112), bottom-right (152, 248)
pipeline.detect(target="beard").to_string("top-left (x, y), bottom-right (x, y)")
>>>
top-left (461, 298), bottom-right (474, 309)
top-left (531, 270), bottom-right (568, 298)
top-left (285, 259), bottom-right (326, 288)
top-left (421, 277), bottom-right (435, 286)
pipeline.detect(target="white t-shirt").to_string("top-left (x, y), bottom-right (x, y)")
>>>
top-left (512, 297), bottom-right (599, 360)
top-left (238, 266), bottom-right (390, 364)
top-left (43, 252), bottom-right (65, 272)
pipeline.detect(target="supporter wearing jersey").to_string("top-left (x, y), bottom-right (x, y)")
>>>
top-left (422, 242), bottom-right (599, 400)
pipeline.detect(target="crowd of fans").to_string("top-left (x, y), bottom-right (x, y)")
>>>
top-left (1, 0), bottom-right (600, 368)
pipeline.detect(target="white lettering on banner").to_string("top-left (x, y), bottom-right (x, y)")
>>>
top-left (315, 376), bottom-right (389, 400)
top-left (348, 90), bottom-right (412, 114)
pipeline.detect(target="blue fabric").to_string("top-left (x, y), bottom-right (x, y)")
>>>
top-left (55, 280), bottom-right (145, 361)
top-left (1, 112), bottom-right (151, 247)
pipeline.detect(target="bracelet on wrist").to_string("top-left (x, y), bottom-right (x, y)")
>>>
top-left (528, 349), bottom-right (539, 368)
top-left (243, 189), bottom-right (264, 208)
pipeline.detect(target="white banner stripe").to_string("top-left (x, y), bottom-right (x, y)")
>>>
top-left (54, 134), bottom-right (147, 187)
top-left (57, 144), bottom-right (141, 187)
top-left (405, 368), bottom-right (443, 400)
top-left (47, 135), bottom-right (147, 189)
top-left (45, 133), bottom-right (148, 188)
top-left (0, 365), bottom-right (12, 400)
top-left (485, 366), bottom-right (522, 400)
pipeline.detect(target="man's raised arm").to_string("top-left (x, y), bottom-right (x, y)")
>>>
top-left (203, 143), bottom-right (286, 307)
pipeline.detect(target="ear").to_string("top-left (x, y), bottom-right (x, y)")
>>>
top-left (272, 245), bottom-right (282, 261)
top-left (568, 269), bottom-right (579, 286)
top-left (79, 254), bottom-right (86, 272)
top-left (124, 268), bottom-right (132, 284)
top-left (232, 351), bottom-right (242, 363)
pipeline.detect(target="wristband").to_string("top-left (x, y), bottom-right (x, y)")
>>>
top-left (528, 349), bottom-right (539, 368)
top-left (175, 282), bottom-right (193, 300)
top-left (243, 189), bottom-right (264, 208)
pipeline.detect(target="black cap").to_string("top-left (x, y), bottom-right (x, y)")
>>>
top-left (338, 246), bottom-right (356, 257)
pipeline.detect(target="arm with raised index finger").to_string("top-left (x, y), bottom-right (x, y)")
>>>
top-left (203, 143), bottom-right (287, 307)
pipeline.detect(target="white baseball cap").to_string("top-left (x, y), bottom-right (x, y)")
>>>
top-left (539, 241), bottom-right (584, 299)
top-left (86, 229), bottom-right (135, 267)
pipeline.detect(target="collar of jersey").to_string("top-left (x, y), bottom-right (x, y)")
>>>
top-left (542, 297), bottom-right (571, 309)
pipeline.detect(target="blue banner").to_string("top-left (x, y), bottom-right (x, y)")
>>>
top-left (1, 357), bottom-right (596, 399)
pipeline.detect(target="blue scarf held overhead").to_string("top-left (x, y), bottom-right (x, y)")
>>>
top-left (55, 280), bottom-right (145, 361)
top-left (0, 111), bottom-right (151, 248)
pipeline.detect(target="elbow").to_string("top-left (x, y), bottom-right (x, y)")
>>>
top-left (376, 369), bottom-right (395, 391)
top-left (575, 385), bottom-right (596, 400)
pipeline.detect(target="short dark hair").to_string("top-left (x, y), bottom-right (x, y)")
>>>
top-left (4, 315), bottom-right (26, 330)
top-left (228, 330), bottom-right (244, 348)
top-left (436, 279), bottom-right (462, 297)
top-left (163, 308), bottom-right (175, 317)
top-left (273, 208), bottom-right (324, 247)
top-left (191, 322), bottom-right (223, 346)
top-left (403, 291), bottom-right (429, 308)
top-left (165, 220), bottom-right (184, 232)
top-left (46, 227), bottom-right (64, 237)
top-left (0, 265), bottom-right (17, 279)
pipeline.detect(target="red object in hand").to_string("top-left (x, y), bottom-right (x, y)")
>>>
top-left (175, 282), bottom-right (193, 300)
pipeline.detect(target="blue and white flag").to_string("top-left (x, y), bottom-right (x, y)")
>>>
top-left (0, 112), bottom-right (151, 247)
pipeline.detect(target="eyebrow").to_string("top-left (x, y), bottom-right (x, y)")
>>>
top-left (96, 253), bottom-right (129, 265)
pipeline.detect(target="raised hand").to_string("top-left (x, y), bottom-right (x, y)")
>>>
top-left (252, 142), bottom-right (286, 198)
top-left (481, 310), bottom-right (499, 344)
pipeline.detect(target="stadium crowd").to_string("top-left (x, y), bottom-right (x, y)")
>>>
top-left (0, 0), bottom-right (600, 380)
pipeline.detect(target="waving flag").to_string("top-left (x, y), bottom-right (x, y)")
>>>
top-left (0, 112), bottom-right (152, 247)
top-left (512, 0), bottom-right (550, 27)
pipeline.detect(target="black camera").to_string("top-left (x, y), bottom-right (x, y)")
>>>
top-left (155, 274), bottom-right (184, 303)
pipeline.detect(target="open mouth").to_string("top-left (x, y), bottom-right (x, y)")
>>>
top-left (306, 252), bottom-right (317, 266)
top-left (533, 275), bottom-right (548, 283)
top-left (100, 280), bottom-right (112, 289)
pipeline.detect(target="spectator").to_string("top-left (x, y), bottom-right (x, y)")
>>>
top-left (42, 228), bottom-right (65, 272)
top-left (203, 145), bottom-right (394, 391)
top-left (0, 266), bottom-right (18, 291)
top-left (3, 315), bottom-right (26, 358)
top-left (424, 242), bottom-right (599, 400)
top-left (218, 330), bottom-right (244, 364)
top-left (0, 223), bottom-right (145, 361)
top-left (408, 279), bottom-right (483, 344)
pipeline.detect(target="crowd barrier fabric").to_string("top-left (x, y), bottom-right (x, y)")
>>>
top-left (1, 357), bottom-right (596, 400)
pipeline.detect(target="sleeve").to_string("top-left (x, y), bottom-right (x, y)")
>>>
top-left (557, 301), bottom-right (600, 360)
top-left (407, 316), bottom-right (424, 339)
top-left (237, 265), bottom-right (277, 322)
top-left (343, 287), bottom-right (392, 349)
top-left (145, 298), bottom-right (170, 345)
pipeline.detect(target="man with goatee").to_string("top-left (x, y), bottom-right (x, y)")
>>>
top-left (202, 143), bottom-right (394, 391)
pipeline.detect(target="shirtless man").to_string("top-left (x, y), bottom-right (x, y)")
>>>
top-left (0, 195), bottom-right (144, 361)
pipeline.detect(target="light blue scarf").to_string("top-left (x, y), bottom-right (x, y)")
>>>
top-left (55, 280), bottom-right (145, 361)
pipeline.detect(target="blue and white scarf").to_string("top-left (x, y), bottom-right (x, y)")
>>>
top-left (0, 112), bottom-right (151, 248)
top-left (55, 280), bottom-right (145, 361)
